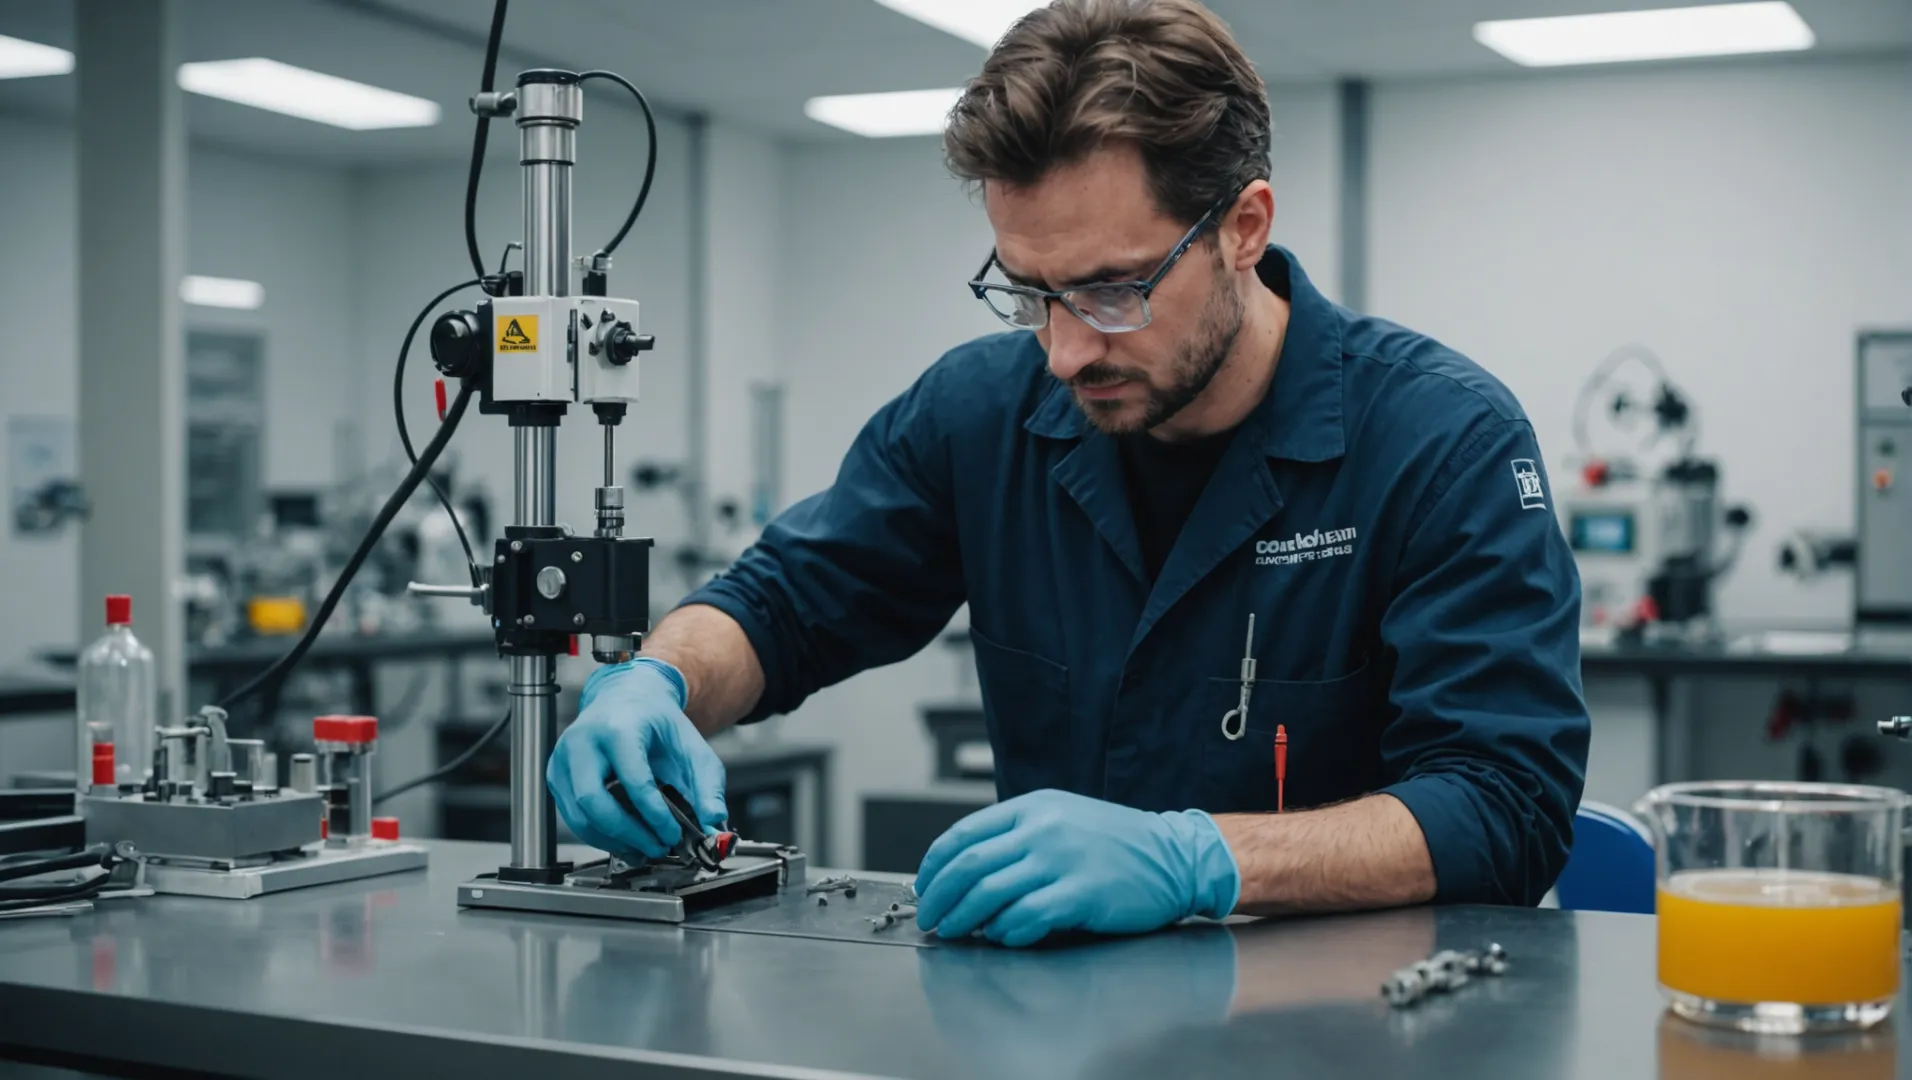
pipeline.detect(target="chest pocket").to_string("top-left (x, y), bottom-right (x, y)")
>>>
top-left (1199, 656), bottom-right (1383, 813)
top-left (969, 627), bottom-right (1071, 799)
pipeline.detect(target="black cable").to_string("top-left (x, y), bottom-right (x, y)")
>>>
top-left (0, 845), bottom-right (113, 886)
top-left (0, 870), bottom-right (113, 906)
top-left (1571, 344), bottom-right (1685, 460)
top-left (395, 278), bottom-right (484, 578)
top-left (374, 708), bottom-right (511, 806)
top-left (0, 846), bottom-right (118, 910)
top-left (577, 70), bottom-right (658, 259)
top-left (373, 668), bottom-right (433, 735)
top-left (214, 380), bottom-right (479, 713)
top-left (464, 0), bottom-right (509, 278)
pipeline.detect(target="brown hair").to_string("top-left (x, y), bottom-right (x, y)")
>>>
top-left (943, 0), bottom-right (1271, 226)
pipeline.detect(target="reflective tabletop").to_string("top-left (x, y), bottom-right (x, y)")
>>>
top-left (0, 841), bottom-right (1904, 1079)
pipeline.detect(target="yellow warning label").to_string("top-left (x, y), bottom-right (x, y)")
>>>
top-left (497, 315), bottom-right (538, 353)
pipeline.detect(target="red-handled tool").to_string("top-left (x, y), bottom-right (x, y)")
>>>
top-left (608, 777), bottom-right (735, 871)
top-left (1274, 724), bottom-right (1288, 813)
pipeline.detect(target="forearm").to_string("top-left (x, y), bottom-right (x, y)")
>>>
top-left (637, 604), bottom-right (766, 736)
top-left (1212, 794), bottom-right (1436, 916)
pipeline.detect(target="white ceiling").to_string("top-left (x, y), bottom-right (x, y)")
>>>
top-left (0, 0), bottom-right (1903, 164)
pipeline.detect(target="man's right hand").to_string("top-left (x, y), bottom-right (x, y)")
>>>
top-left (547, 658), bottom-right (729, 859)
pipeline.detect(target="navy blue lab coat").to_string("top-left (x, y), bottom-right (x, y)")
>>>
top-left (685, 247), bottom-right (1590, 905)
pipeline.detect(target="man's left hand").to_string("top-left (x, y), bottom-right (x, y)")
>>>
top-left (913, 789), bottom-right (1241, 947)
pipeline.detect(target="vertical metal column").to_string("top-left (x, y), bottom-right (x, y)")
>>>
top-left (1336, 78), bottom-right (1370, 314)
top-left (507, 75), bottom-right (580, 872)
top-left (75, 0), bottom-right (187, 724)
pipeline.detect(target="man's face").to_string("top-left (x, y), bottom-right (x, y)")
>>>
top-left (985, 146), bottom-right (1243, 437)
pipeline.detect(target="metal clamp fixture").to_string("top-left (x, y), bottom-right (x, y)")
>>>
top-left (1381, 943), bottom-right (1510, 1008)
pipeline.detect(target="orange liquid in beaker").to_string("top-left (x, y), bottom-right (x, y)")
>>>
top-left (1658, 869), bottom-right (1902, 1005)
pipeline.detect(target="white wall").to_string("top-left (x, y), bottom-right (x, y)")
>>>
top-left (0, 111), bottom-right (358, 673)
top-left (1368, 55), bottom-right (1912, 813)
top-left (1267, 84), bottom-right (1342, 305)
top-left (703, 124), bottom-right (783, 520)
top-left (0, 113), bottom-right (80, 678)
top-left (769, 87), bottom-right (1344, 864)
top-left (1369, 56), bottom-right (1912, 627)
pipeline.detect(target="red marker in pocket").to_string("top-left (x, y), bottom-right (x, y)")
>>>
top-left (1274, 724), bottom-right (1288, 813)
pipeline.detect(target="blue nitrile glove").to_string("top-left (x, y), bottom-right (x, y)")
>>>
top-left (546, 658), bottom-right (727, 859)
top-left (913, 789), bottom-right (1240, 948)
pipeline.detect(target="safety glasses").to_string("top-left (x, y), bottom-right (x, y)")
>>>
top-left (967, 189), bottom-right (1237, 334)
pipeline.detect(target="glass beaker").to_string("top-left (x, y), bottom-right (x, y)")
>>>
top-left (1637, 781), bottom-right (1907, 1034)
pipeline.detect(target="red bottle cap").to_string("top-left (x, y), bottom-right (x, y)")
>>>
top-left (91, 742), bottom-right (115, 786)
top-left (105, 595), bottom-right (132, 626)
top-left (371, 817), bottom-right (400, 842)
top-left (313, 715), bottom-right (379, 744)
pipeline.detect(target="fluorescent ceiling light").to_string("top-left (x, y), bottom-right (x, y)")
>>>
top-left (805, 87), bottom-right (964, 138)
top-left (177, 59), bottom-right (439, 130)
top-left (181, 275), bottom-right (264, 310)
top-left (0, 33), bottom-right (73, 79)
top-left (872, 0), bottom-right (1046, 48)
top-left (1474, 2), bottom-right (1814, 67)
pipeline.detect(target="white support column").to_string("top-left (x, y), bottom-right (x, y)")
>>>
top-left (76, 0), bottom-right (187, 721)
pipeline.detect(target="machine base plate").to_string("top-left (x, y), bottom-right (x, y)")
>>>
top-left (458, 852), bottom-right (798, 923)
top-left (144, 842), bottom-right (429, 899)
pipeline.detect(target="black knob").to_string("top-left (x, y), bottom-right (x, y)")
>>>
top-left (605, 322), bottom-right (655, 366)
top-left (1902, 386), bottom-right (1912, 407)
top-left (430, 310), bottom-right (486, 379)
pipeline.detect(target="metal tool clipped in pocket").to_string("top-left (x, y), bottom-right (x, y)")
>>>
top-left (1221, 614), bottom-right (1257, 741)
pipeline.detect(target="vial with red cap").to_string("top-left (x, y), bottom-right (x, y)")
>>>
top-left (76, 595), bottom-right (156, 798)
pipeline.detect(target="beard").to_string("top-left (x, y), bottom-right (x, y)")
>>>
top-left (1070, 248), bottom-right (1244, 436)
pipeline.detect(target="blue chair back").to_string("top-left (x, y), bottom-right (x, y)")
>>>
top-left (1554, 800), bottom-right (1656, 914)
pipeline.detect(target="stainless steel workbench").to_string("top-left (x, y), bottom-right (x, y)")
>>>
top-left (0, 840), bottom-right (1904, 1079)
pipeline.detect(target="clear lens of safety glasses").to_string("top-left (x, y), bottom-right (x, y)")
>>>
top-left (1064, 284), bottom-right (1151, 334)
top-left (976, 283), bottom-right (1153, 333)
top-left (979, 286), bottom-right (1049, 330)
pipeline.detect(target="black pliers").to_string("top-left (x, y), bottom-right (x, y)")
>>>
top-left (605, 776), bottom-right (735, 871)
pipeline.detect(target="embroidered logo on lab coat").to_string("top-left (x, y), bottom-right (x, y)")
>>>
top-left (1255, 527), bottom-right (1358, 567)
top-left (1511, 459), bottom-right (1547, 511)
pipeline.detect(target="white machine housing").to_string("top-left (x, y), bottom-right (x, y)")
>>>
top-left (1559, 467), bottom-right (1659, 628)
top-left (489, 294), bottom-right (642, 405)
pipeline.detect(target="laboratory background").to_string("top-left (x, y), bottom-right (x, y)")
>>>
top-left (0, 0), bottom-right (1908, 1077)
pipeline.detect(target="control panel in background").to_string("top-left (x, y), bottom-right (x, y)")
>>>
top-left (1857, 331), bottom-right (1912, 624)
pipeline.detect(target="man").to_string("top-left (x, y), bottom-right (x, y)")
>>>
top-left (549, 0), bottom-right (1588, 946)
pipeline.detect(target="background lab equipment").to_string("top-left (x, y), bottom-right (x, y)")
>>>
top-left (1856, 331), bottom-right (1912, 624)
top-left (1558, 346), bottom-right (1752, 641)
